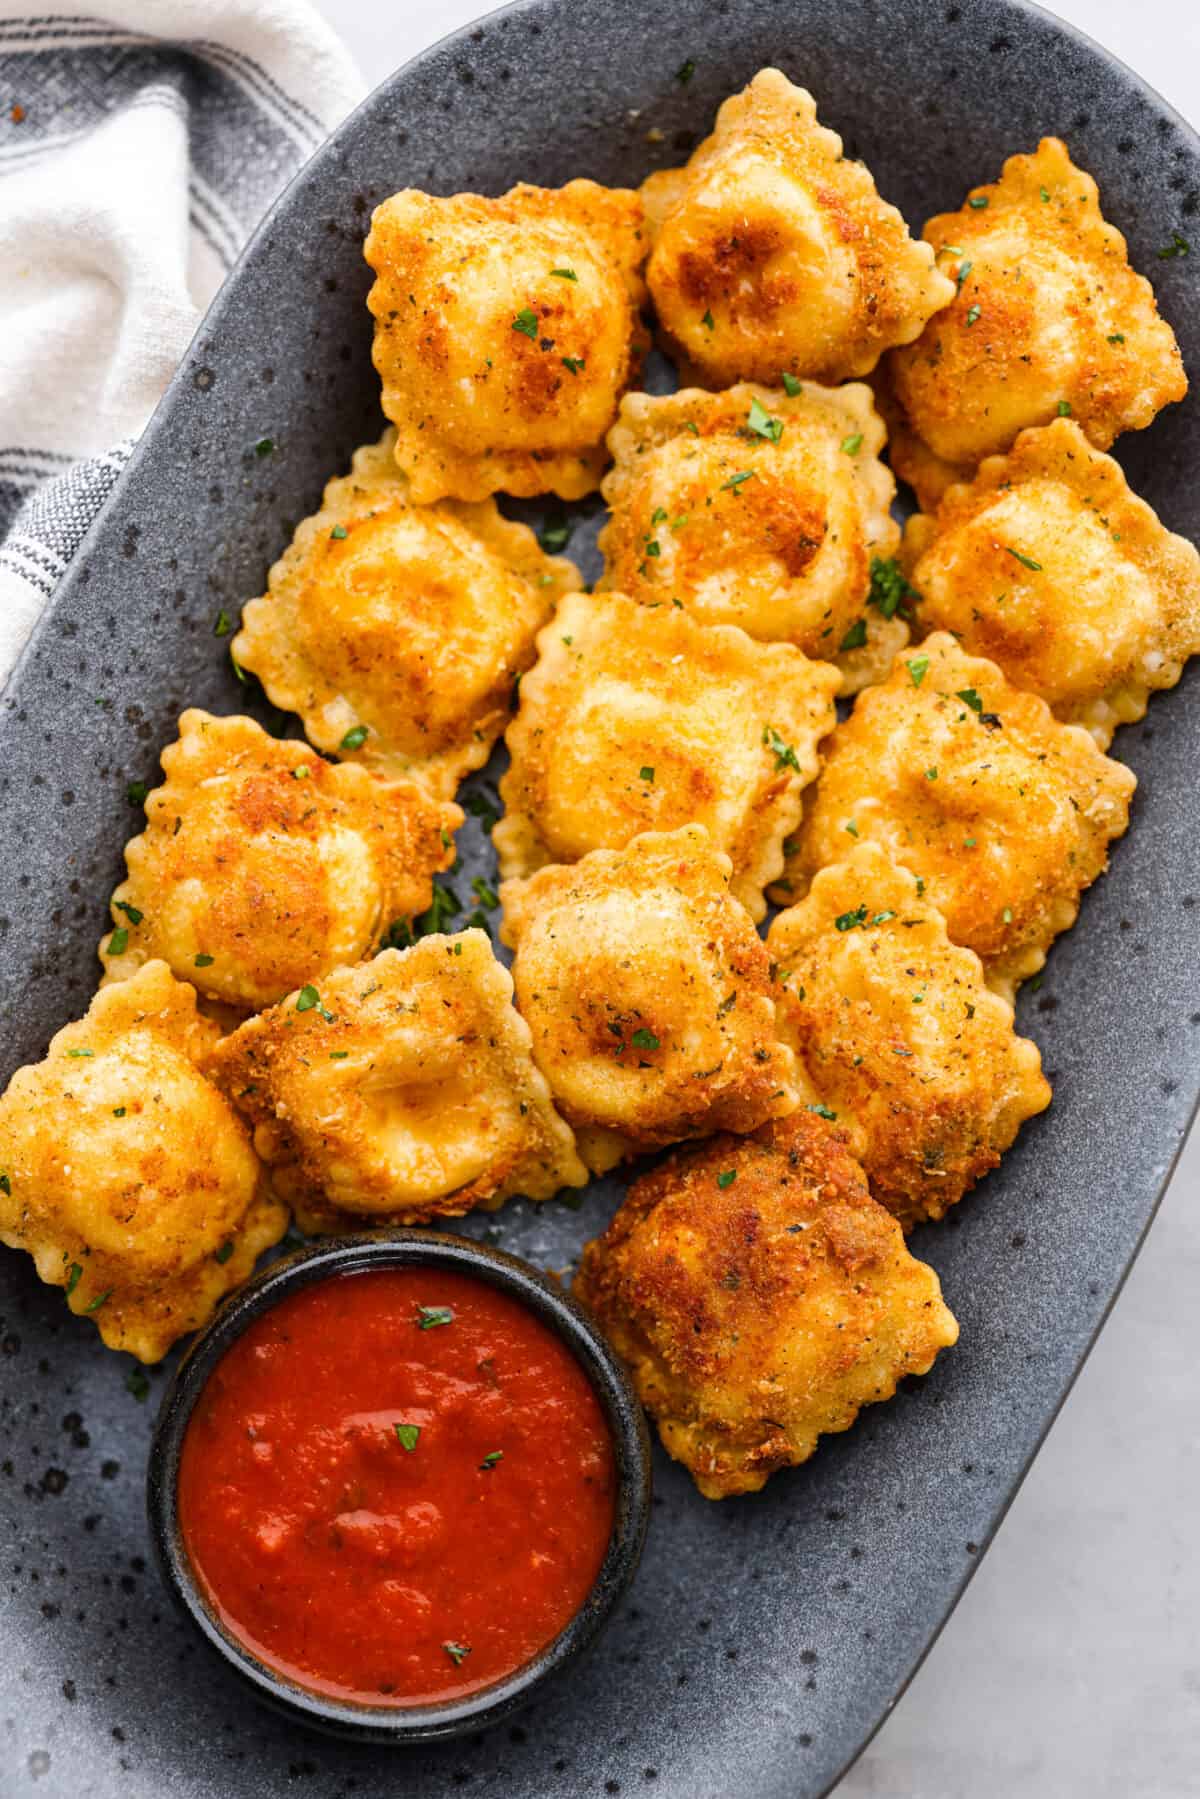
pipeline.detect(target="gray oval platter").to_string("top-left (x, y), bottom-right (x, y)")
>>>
top-left (1, 1), bottom-right (1198, 1796)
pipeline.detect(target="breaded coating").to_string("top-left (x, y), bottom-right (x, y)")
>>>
top-left (0, 963), bottom-right (285, 1363)
top-left (232, 432), bottom-right (580, 797)
top-left (902, 419), bottom-right (1200, 747)
top-left (207, 932), bottom-right (587, 1233)
top-left (574, 1110), bottom-right (958, 1498)
top-left (888, 138), bottom-right (1187, 503)
top-left (365, 181), bottom-right (648, 502)
top-left (777, 633), bottom-right (1136, 997)
top-left (499, 825), bottom-right (799, 1172)
top-left (100, 711), bottom-right (460, 1014)
top-left (767, 846), bottom-right (1051, 1227)
top-left (494, 590), bottom-right (838, 920)
top-left (599, 381), bottom-right (905, 692)
top-left (642, 69), bottom-right (953, 388)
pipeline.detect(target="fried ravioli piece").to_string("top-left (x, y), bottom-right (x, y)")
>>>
top-left (599, 381), bottom-right (904, 691)
top-left (642, 69), bottom-right (953, 389)
top-left (574, 1110), bottom-right (958, 1498)
top-left (888, 138), bottom-right (1187, 502)
top-left (500, 826), bottom-right (798, 1172)
top-left (767, 846), bottom-right (1051, 1227)
top-left (207, 932), bottom-right (586, 1232)
top-left (232, 433), bottom-right (580, 797)
top-left (100, 711), bottom-right (460, 1014)
top-left (494, 590), bottom-right (838, 919)
top-left (777, 633), bottom-right (1136, 997)
top-left (902, 420), bottom-right (1200, 747)
top-left (365, 182), bottom-right (648, 502)
top-left (0, 963), bottom-right (285, 1362)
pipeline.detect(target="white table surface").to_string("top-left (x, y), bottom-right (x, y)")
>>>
top-left (312, 3), bottom-right (1200, 1791)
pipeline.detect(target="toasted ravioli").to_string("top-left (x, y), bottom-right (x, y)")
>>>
top-left (494, 590), bottom-right (837, 919)
top-left (767, 846), bottom-right (1051, 1226)
top-left (888, 138), bottom-right (1187, 489)
top-left (365, 182), bottom-right (648, 502)
top-left (642, 69), bottom-right (953, 388)
top-left (232, 433), bottom-right (580, 797)
top-left (100, 711), bottom-right (460, 1013)
top-left (903, 420), bottom-right (1200, 746)
top-left (778, 633), bottom-right (1135, 996)
top-left (207, 932), bottom-right (587, 1233)
top-left (0, 963), bottom-right (285, 1363)
top-left (500, 826), bottom-right (798, 1172)
top-left (574, 1110), bottom-right (958, 1498)
top-left (599, 381), bottom-right (904, 690)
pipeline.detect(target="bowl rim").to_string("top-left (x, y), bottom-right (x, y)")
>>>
top-left (145, 1228), bottom-right (653, 1744)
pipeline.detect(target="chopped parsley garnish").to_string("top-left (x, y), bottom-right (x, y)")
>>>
top-left (1056, 400), bottom-right (1072, 416)
top-left (480, 1450), bottom-right (504, 1470)
top-left (925, 766), bottom-right (939, 781)
top-left (115, 901), bottom-right (143, 924)
top-left (907, 655), bottom-right (929, 687)
top-left (747, 397), bottom-right (784, 442)
top-left (967, 194), bottom-right (990, 209)
top-left (644, 538), bottom-right (661, 557)
top-left (701, 308), bottom-right (715, 331)
top-left (291, 763), bottom-right (310, 781)
top-left (965, 303), bottom-right (982, 327)
top-left (65, 1263), bottom-right (83, 1297)
top-left (329, 1050), bottom-right (349, 1060)
top-left (1039, 185), bottom-right (1051, 202)
top-left (640, 765), bottom-right (655, 782)
top-left (781, 372), bottom-right (802, 396)
top-left (463, 787), bottom-right (500, 830)
top-left (471, 876), bottom-right (499, 911)
top-left (550, 267), bottom-right (578, 281)
top-left (126, 780), bottom-right (149, 806)
top-left (66, 1048), bottom-right (94, 1058)
top-left (840, 432), bottom-right (863, 456)
top-left (630, 1027), bottom-right (660, 1052)
top-left (1107, 332), bottom-right (1125, 345)
top-left (1005, 547), bottom-right (1042, 572)
top-left (330, 523), bottom-right (348, 540)
top-left (561, 355), bottom-right (585, 374)
top-left (835, 904), bottom-right (868, 932)
top-left (839, 617), bottom-right (867, 652)
top-left (716, 1169), bottom-right (737, 1189)
top-left (1157, 232), bottom-right (1190, 260)
top-left (254, 437), bottom-right (275, 457)
top-left (955, 258), bottom-right (973, 293)
top-left (762, 725), bottom-right (800, 772)
top-left (443, 1642), bottom-right (471, 1666)
top-left (295, 984), bottom-right (320, 1012)
top-left (0, 1173), bottom-right (9, 1196)
top-left (194, 952), bottom-right (215, 968)
top-left (867, 556), bottom-right (920, 620)
top-left (676, 57), bottom-right (696, 83)
top-left (955, 687), bottom-right (984, 713)
top-left (512, 307), bottom-right (539, 338)
top-left (720, 469), bottom-right (754, 491)
top-left (807, 1102), bottom-right (837, 1121)
top-left (394, 1422), bottom-right (421, 1452)
top-left (418, 1306), bottom-right (454, 1330)
top-left (108, 927), bottom-right (129, 957)
top-left (126, 1366), bottom-right (150, 1402)
top-left (213, 608), bottom-right (232, 637)
top-left (340, 724), bottom-right (369, 750)
top-left (214, 1241), bottom-right (234, 1264)
top-left (84, 1290), bottom-right (112, 1313)
top-left (538, 513), bottom-right (571, 554)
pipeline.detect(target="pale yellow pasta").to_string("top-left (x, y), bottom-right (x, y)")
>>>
top-left (100, 711), bottom-right (460, 1013)
top-left (642, 69), bottom-right (954, 388)
top-left (365, 182), bottom-right (648, 502)
top-left (777, 633), bottom-right (1136, 997)
top-left (902, 419), bottom-right (1200, 746)
top-left (888, 138), bottom-right (1187, 504)
top-left (767, 846), bottom-right (1051, 1227)
top-left (494, 590), bottom-right (837, 919)
top-left (500, 825), bottom-right (799, 1171)
top-left (231, 433), bottom-right (580, 796)
top-left (0, 963), bottom-right (285, 1363)
top-left (207, 932), bottom-right (587, 1233)
top-left (599, 381), bottom-right (905, 691)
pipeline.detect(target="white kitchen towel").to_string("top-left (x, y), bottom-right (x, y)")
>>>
top-left (0, 0), bottom-right (364, 682)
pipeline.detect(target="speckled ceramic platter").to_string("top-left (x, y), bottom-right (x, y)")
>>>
top-left (2, 1), bottom-right (1198, 1795)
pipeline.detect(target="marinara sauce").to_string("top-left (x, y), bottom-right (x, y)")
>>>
top-left (177, 1268), bottom-right (616, 1705)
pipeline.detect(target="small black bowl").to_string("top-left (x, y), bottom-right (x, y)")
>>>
top-left (147, 1230), bottom-right (652, 1743)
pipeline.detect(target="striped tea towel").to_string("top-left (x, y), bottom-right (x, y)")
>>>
top-left (0, 0), bottom-right (365, 683)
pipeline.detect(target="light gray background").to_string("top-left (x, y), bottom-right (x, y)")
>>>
top-left (310, 3), bottom-right (1200, 1792)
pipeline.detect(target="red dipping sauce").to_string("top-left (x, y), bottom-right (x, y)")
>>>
top-left (177, 1268), bottom-right (617, 1706)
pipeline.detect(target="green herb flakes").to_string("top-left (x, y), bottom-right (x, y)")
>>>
top-left (213, 608), bottom-right (232, 637)
top-left (115, 901), bottom-right (143, 924)
top-left (840, 432), bottom-right (863, 456)
top-left (84, 1290), bottom-right (112, 1314)
top-left (762, 725), bottom-right (801, 772)
top-left (640, 765), bottom-right (655, 783)
top-left (512, 307), bottom-right (539, 338)
top-left (747, 397), bottom-right (784, 442)
top-left (254, 436), bottom-right (275, 458)
top-left (965, 303), bottom-right (982, 327)
top-left (395, 1422), bottom-right (421, 1452)
top-left (538, 513), bottom-right (571, 554)
top-left (720, 469), bottom-right (754, 491)
top-left (701, 308), bottom-right (715, 331)
top-left (676, 57), bottom-right (696, 83)
top-left (330, 523), bottom-right (348, 540)
top-left (65, 1263), bottom-right (83, 1297)
top-left (194, 953), bottom-right (215, 968)
top-left (1056, 400), bottom-right (1072, 416)
top-left (126, 780), bottom-right (149, 806)
top-left (550, 267), bottom-right (578, 281)
top-left (108, 927), bottom-right (129, 957)
top-left (807, 1103), bottom-right (837, 1121)
top-left (126, 1366), bottom-right (150, 1402)
top-left (340, 724), bottom-right (369, 750)
top-left (839, 617), bottom-right (867, 652)
top-left (967, 194), bottom-right (990, 209)
top-left (781, 372), bottom-right (802, 396)
top-left (631, 1027), bottom-right (660, 1051)
top-left (444, 1642), bottom-right (471, 1666)
top-left (867, 556), bottom-right (920, 619)
top-left (1157, 232), bottom-right (1190, 260)
top-left (471, 876), bottom-right (499, 911)
top-left (1006, 547), bottom-right (1043, 572)
top-left (716, 1169), bottom-right (737, 1190)
top-left (418, 1306), bottom-right (454, 1330)
top-left (955, 687), bottom-right (983, 713)
top-left (214, 1241), bottom-right (234, 1265)
top-left (480, 1450), bottom-right (504, 1470)
top-left (561, 355), bottom-right (585, 374)
top-left (296, 984), bottom-right (320, 1013)
top-left (907, 655), bottom-right (930, 687)
top-left (835, 904), bottom-right (868, 933)
top-left (66, 1048), bottom-right (94, 1058)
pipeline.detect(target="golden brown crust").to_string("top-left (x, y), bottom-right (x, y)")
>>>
top-left (574, 1110), bottom-right (958, 1498)
top-left (643, 69), bottom-right (954, 387)
top-left (500, 826), bottom-right (799, 1171)
top-left (903, 419), bottom-right (1200, 746)
top-left (231, 432), bottom-right (580, 797)
top-left (888, 138), bottom-right (1187, 478)
top-left (365, 181), bottom-right (649, 502)
top-left (206, 932), bottom-right (587, 1232)
top-left (767, 846), bottom-right (1051, 1226)
top-left (494, 590), bottom-right (837, 919)
top-left (0, 963), bottom-right (285, 1362)
top-left (599, 381), bottom-right (904, 692)
top-left (100, 710), bottom-right (460, 1013)
top-left (774, 633), bottom-right (1136, 996)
